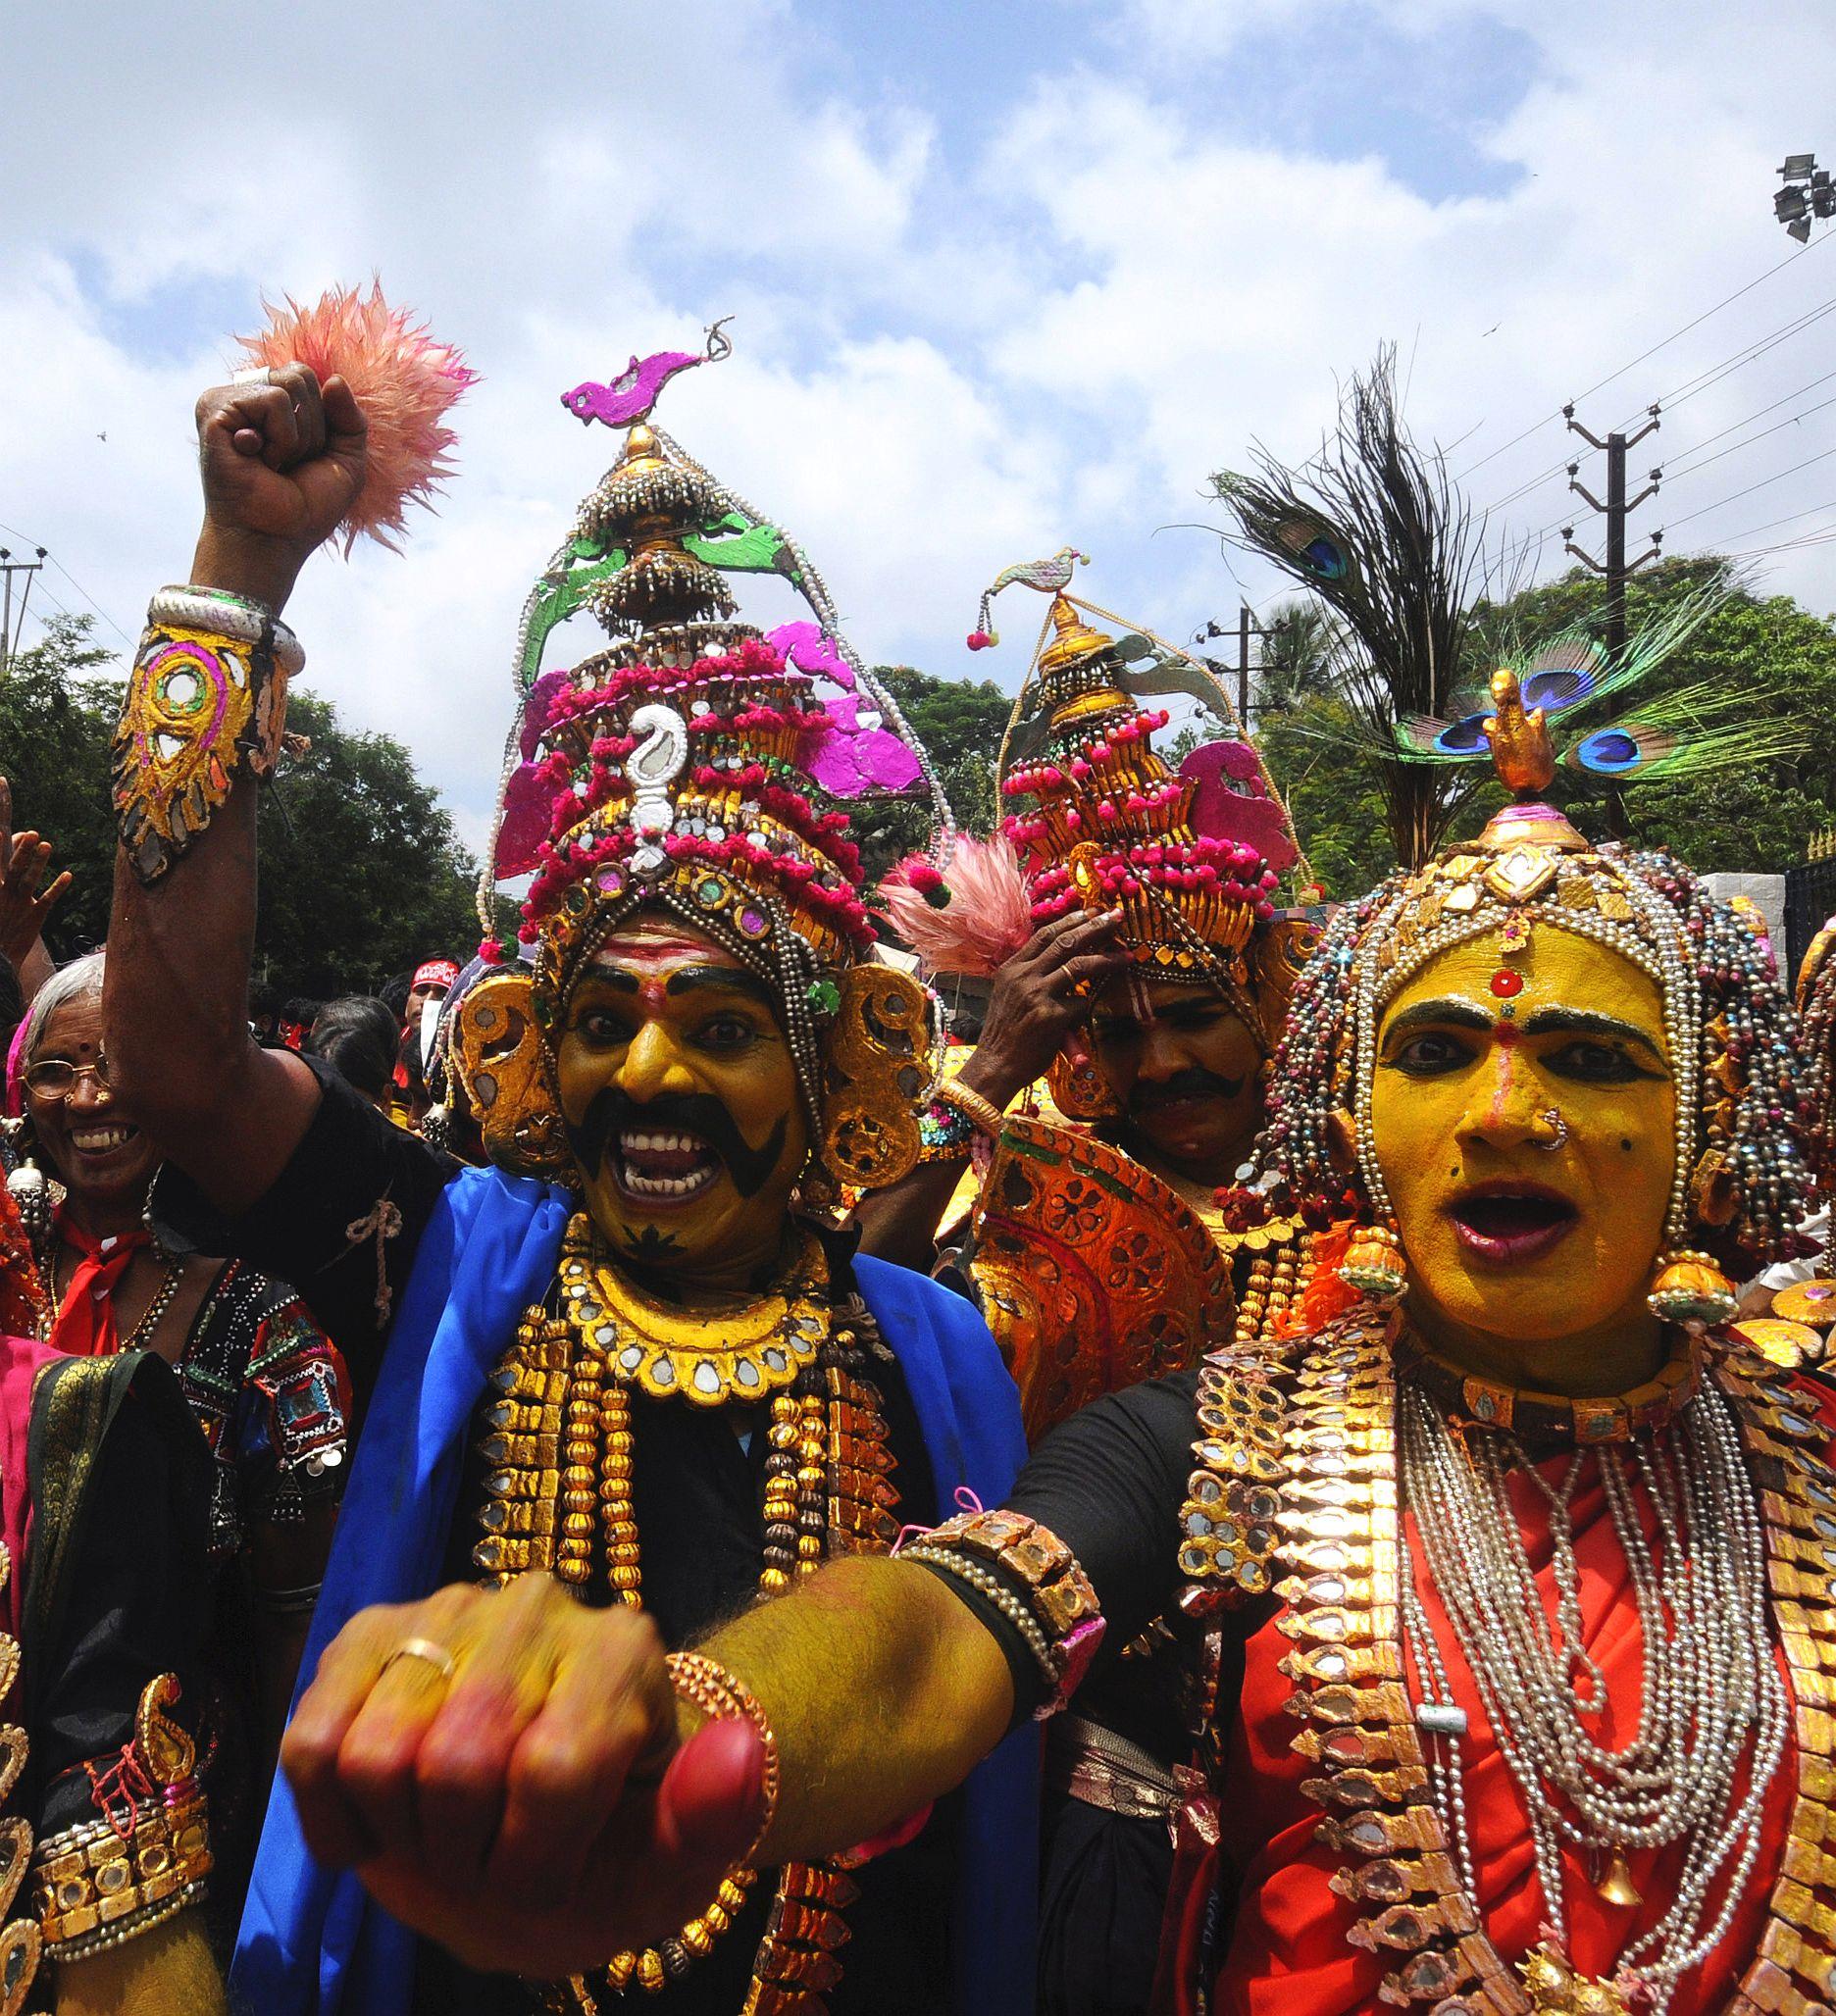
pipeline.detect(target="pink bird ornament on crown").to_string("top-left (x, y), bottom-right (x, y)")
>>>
top-left (561, 318), bottom-right (734, 428)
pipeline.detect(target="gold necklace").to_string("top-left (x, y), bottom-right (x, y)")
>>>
top-left (484, 1231), bottom-right (890, 2010)
top-left (556, 1216), bottom-right (830, 1406)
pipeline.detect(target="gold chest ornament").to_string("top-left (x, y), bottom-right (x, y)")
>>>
top-left (1176, 1314), bottom-right (1836, 2015)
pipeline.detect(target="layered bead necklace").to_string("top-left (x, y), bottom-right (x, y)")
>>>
top-left (1397, 1374), bottom-right (1789, 2013)
top-left (481, 1214), bottom-right (900, 2011)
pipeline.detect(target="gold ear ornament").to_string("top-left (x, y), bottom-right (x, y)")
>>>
top-left (818, 965), bottom-right (932, 1191)
top-left (451, 970), bottom-right (574, 1181)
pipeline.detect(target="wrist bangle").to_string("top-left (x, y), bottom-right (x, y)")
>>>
top-left (589, 1653), bottom-right (779, 1994)
top-left (904, 1509), bottom-right (1105, 1720)
top-left (666, 1651), bottom-right (781, 1860)
top-left (933, 1077), bottom-right (1005, 1139)
top-left (148, 585), bottom-right (304, 676)
top-left (918, 1097), bottom-right (977, 1161)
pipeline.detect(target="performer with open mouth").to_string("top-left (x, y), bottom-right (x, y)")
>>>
top-left (99, 328), bottom-right (1033, 2015)
top-left (285, 672), bottom-right (1830, 2016)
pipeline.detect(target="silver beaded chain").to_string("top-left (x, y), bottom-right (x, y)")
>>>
top-left (1397, 1379), bottom-right (1787, 2013)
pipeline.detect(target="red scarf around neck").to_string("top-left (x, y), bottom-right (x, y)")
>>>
top-left (52, 1211), bottom-right (153, 1358)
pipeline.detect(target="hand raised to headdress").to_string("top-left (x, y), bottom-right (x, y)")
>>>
top-left (963, 908), bottom-right (1129, 1110)
top-left (282, 1574), bottom-right (767, 1978)
top-left (191, 364), bottom-right (368, 611)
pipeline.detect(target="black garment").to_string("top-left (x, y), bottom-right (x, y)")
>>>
top-left (157, 1055), bottom-right (454, 1413)
top-left (24, 1350), bottom-right (215, 1839)
top-left (926, 1371), bottom-right (1201, 2016)
top-left (165, 1059), bottom-right (958, 2013)
top-left (1038, 1786), bottom-right (1176, 2016)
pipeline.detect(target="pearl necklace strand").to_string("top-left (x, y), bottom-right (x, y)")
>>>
top-left (1397, 1377), bottom-right (1788, 2013)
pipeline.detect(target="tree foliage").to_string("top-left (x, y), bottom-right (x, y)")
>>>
top-left (845, 664), bottom-right (1011, 885)
top-left (1249, 558), bottom-right (1831, 894)
top-left (0, 615), bottom-right (483, 991)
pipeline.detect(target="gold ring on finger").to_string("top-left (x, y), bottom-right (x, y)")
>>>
top-left (380, 1636), bottom-right (458, 1685)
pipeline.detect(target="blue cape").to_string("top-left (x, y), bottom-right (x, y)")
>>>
top-left (232, 1164), bottom-right (1038, 2014)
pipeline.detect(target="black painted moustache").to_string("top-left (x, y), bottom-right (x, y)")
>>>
top-left (565, 1087), bottom-right (791, 1200)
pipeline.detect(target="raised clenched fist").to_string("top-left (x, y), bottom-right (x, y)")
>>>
top-left (190, 362), bottom-right (368, 613)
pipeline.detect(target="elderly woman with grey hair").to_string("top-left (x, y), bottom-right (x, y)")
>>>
top-left (8, 949), bottom-right (351, 1926)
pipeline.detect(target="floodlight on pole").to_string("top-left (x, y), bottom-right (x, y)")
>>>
top-left (1775, 152), bottom-right (1830, 241)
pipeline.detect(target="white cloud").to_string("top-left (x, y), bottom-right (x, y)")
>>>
top-left (2, 0), bottom-right (1833, 889)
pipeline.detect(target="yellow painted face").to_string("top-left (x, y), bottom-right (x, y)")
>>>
top-left (1369, 928), bottom-right (1676, 1345)
top-left (552, 917), bottom-right (809, 1284)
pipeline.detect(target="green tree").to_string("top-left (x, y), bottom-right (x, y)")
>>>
top-left (845, 664), bottom-right (1012, 886)
top-left (1249, 560), bottom-right (1831, 894)
top-left (0, 614), bottom-right (484, 991)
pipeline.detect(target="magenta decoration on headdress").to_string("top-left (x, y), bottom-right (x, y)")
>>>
top-left (772, 622), bottom-right (924, 799)
top-left (1179, 740), bottom-right (1299, 872)
top-left (560, 318), bottom-right (734, 429)
top-left (493, 668), bottom-right (574, 877)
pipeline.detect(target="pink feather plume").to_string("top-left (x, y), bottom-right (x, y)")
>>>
top-left (881, 833), bottom-right (1034, 977)
top-left (235, 281), bottom-right (477, 553)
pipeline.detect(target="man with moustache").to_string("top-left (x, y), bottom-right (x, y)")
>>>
top-left (100, 353), bottom-right (1033, 2014)
top-left (863, 586), bottom-right (1315, 2014)
top-left (864, 586), bottom-right (1318, 1418)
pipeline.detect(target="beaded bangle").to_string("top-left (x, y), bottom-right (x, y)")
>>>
top-left (917, 1097), bottom-right (977, 1162)
top-left (901, 1543), bottom-right (1058, 1688)
top-left (31, 1783), bottom-right (211, 1961)
top-left (666, 1650), bottom-right (782, 1861)
top-left (114, 588), bottom-right (298, 884)
top-left (905, 1508), bottom-right (1105, 1719)
top-left (932, 1078), bottom-right (1006, 1139)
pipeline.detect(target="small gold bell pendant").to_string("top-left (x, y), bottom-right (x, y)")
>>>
top-left (1595, 1847), bottom-right (1642, 1908)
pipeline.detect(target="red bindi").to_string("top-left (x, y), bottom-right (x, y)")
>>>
top-left (1489, 969), bottom-right (1524, 998)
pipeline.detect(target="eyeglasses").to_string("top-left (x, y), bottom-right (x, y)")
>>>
top-left (23, 1052), bottom-right (113, 1098)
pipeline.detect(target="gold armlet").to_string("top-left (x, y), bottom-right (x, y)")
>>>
top-left (905, 1508), bottom-right (1105, 1717)
top-left (112, 586), bottom-right (304, 885)
top-left (31, 1783), bottom-right (211, 1962)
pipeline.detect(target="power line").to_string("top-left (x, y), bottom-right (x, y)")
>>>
top-left (1477, 290), bottom-right (1836, 518)
top-left (1715, 498), bottom-right (1836, 544)
top-left (0, 520), bottom-right (134, 649)
top-left (1662, 445), bottom-right (1836, 531)
top-left (1454, 232), bottom-right (1834, 483)
top-left (1655, 294), bottom-right (1836, 413)
top-left (1663, 392), bottom-right (1836, 484)
top-left (1658, 367), bottom-right (1836, 470)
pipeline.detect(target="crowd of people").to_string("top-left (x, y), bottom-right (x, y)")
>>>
top-left (0, 339), bottom-right (1828, 2016)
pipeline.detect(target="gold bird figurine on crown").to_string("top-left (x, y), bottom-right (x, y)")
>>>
top-left (1484, 668), bottom-right (1557, 797)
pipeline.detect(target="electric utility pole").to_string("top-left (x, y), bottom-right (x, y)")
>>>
top-left (1193, 604), bottom-right (1266, 733)
top-left (1560, 406), bottom-right (1662, 840)
top-left (1561, 404), bottom-right (1663, 660)
top-left (0, 548), bottom-right (46, 678)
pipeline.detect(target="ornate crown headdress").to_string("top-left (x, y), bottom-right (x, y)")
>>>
top-left (1241, 668), bottom-right (1815, 1289)
top-left (965, 555), bottom-right (1309, 1024)
top-left (453, 329), bottom-right (949, 1194)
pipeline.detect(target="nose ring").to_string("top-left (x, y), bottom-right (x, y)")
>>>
top-left (1536, 1107), bottom-right (1569, 1150)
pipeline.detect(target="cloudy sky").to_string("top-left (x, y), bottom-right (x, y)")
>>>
top-left (4, 0), bottom-right (1834, 856)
